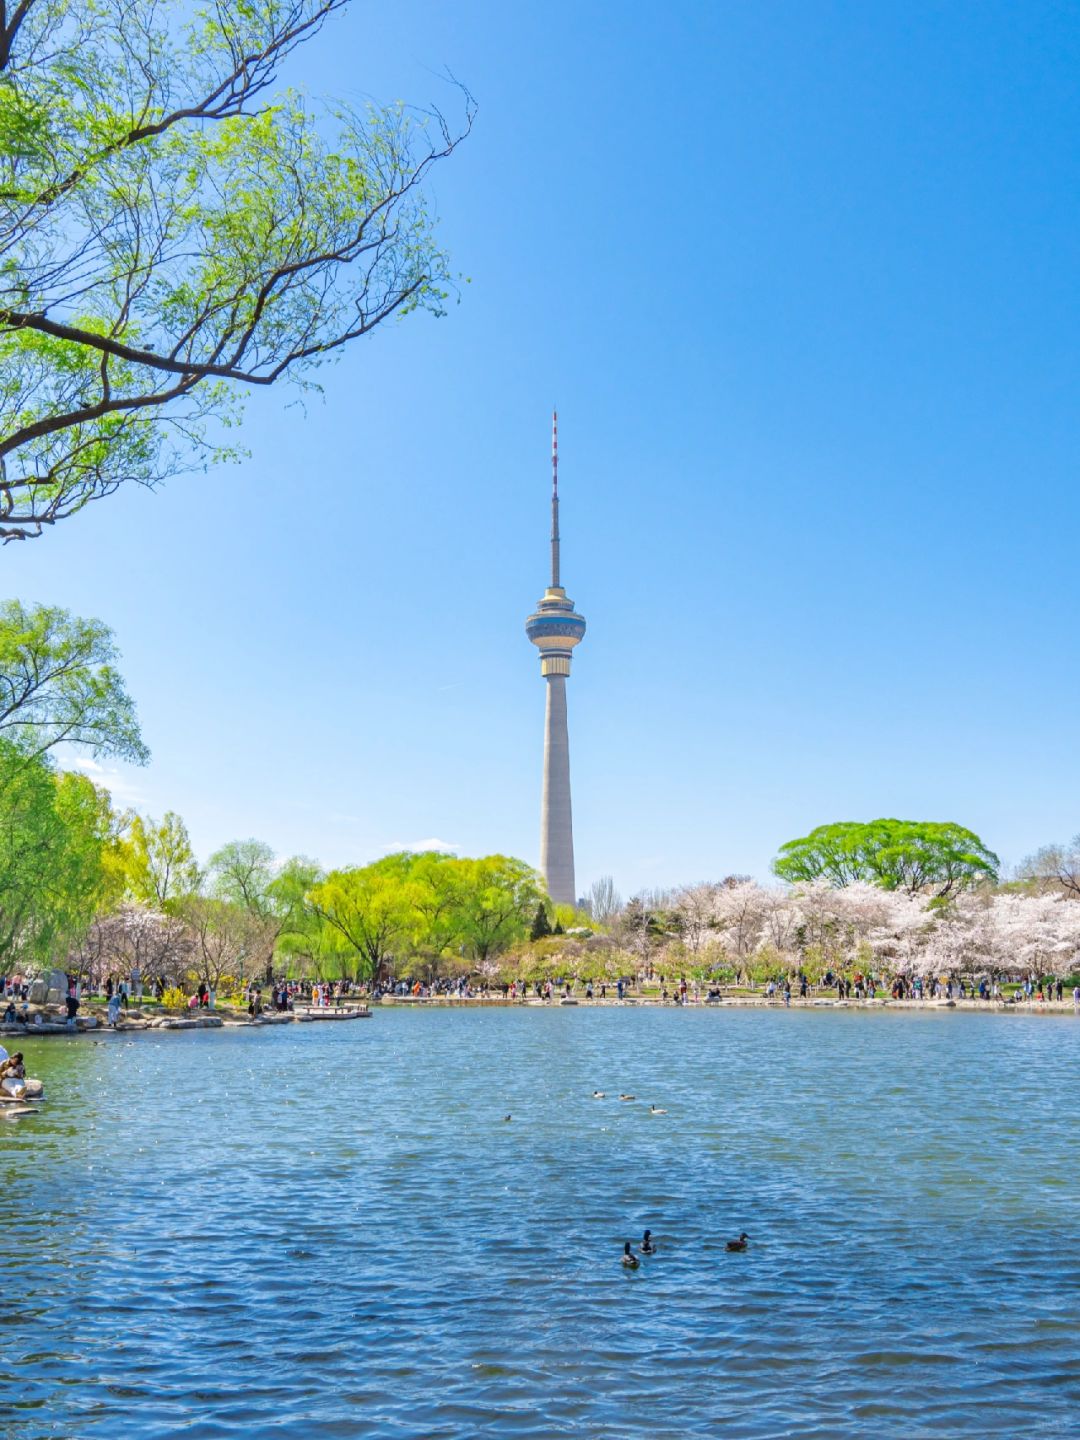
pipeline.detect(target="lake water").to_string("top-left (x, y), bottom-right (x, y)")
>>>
top-left (2, 1007), bottom-right (1078, 1438)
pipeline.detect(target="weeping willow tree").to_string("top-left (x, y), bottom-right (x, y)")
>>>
top-left (0, 0), bottom-right (472, 539)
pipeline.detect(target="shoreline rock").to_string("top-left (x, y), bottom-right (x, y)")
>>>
top-left (0, 1003), bottom-right (371, 1038)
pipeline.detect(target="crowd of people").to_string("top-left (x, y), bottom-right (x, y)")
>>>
top-left (365, 968), bottom-right (1080, 1008)
top-left (1, 964), bottom-right (1077, 1027)
top-left (243, 978), bottom-right (356, 1017)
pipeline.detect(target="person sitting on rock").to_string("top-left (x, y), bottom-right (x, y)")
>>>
top-left (0, 1052), bottom-right (27, 1098)
top-left (2, 1001), bottom-right (15, 1024)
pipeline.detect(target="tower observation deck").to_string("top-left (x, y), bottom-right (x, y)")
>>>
top-left (525, 413), bottom-right (586, 907)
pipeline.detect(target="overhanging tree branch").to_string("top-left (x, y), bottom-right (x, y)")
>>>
top-left (0, 1), bottom-right (473, 540)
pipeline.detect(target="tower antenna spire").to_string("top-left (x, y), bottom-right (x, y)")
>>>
top-left (550, 409), bottom-right (560, 588)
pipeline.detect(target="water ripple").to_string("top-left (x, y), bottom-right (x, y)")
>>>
top-left (1, 1009), bottom-right (1078, 1436)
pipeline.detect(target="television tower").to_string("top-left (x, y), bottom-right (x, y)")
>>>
top-left (525, 413), bottom-right (587, 906)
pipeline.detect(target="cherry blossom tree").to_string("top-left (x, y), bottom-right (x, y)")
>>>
top-left (986, 894), bottom-right (1080, 978)
top-left (71, 901), bottom-right (192, 991)
top-left (671, 883), bottom-right (722, 954)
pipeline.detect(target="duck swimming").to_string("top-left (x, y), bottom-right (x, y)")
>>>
top-left (725, 1232), bottom-right (750, 1252)
top-left (593, 1090), bottom-right (606, 1098)
top-left (621, 1242), bottom-right (640, 1269)
top-left (618, 1093), bottom-right (636, 1101)
top-left (649, 1105), bottom-right (667, 1115)
top-left (641, 1229), bottom-right (656, 1255)
top-left (503, 1114), bottom-right (512, 1122)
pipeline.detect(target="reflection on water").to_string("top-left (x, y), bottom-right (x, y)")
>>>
top-left (2, 1009), bottom-right (1079, 1437)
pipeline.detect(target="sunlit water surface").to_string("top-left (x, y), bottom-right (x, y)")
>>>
top-left (2, 1008), bottom-right (1078, 1438)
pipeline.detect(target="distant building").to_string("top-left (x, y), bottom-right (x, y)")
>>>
top-left (525, 414), bottom-right (586, 906)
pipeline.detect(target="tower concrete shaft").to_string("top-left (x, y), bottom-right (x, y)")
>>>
top-left (540, 674), bottom-right (575, 905)
top-left (525, 411), bottom-right (586, 909)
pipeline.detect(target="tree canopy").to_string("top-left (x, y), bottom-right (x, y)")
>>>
top-left (772, 820), bottom-right (1000, 897)
top-left (0, 737), bottom-right (118, 968)
top-left (0, 600), bottom-right (148, 761)
top-left (0, 0), bottom-right (472, 539)
top-left (208, 839), bottom-right (319, 977)
top-left (113, 810), bottom-right (200, 909)
top-left (307, 851), bottom-right (545, 983)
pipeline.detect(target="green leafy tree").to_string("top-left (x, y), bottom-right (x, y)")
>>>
top-left (0, 600), bottom-right (147, 761)
top-left (268, 855), bottom-right (323, 932)
top-left (208, 838), bottom-right (277, 917)
top-left (398, 851), bottom-right (471, 974)
top-left (115, 810), bottom-right (201, 908)
top-left (0, 738), bottom-right (116, 966)
top-left (208, 838), bottom-right (319, 976)
top-left (305, 851), bottom-right (543, 980)
top-left (275, 899), bottom-right (351, 980)
top-left (529, 902), bottom-right (551, 942)
top-left (453, 856), bottom-right (545, 964)
top-left (772, 820), bottom-right (999, 898)
top-left (0, 0), bottom-right (473, 539)
top-left (308, 861), bottom-right (421, 984)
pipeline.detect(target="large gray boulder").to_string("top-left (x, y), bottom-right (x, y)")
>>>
top-left (28, 969), bottom-right (69, 1005)
top-left (45, 969), bottom-right (69, 1005)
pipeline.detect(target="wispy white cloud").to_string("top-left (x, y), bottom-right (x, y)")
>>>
top-left (382, 836), bottom-right (459, 854)
top-left (66, 755), bottom-right (146, 805)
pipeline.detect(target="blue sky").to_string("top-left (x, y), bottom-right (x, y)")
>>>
top-left (8, 0), bottom-right (1080, 895)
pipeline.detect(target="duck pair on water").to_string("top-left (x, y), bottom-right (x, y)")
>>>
top-left (622, 1231), bottom-right (655, 1268)
top-left (623, 1231), bottom-right (749, 1266)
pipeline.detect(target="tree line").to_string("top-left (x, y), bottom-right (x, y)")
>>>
top-left (578, 821), bottom-right (1080, 986)
top-left (3, 600), bottom-right (1078, 997)
top-left (601, 878), bottom-right (1080, 987)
